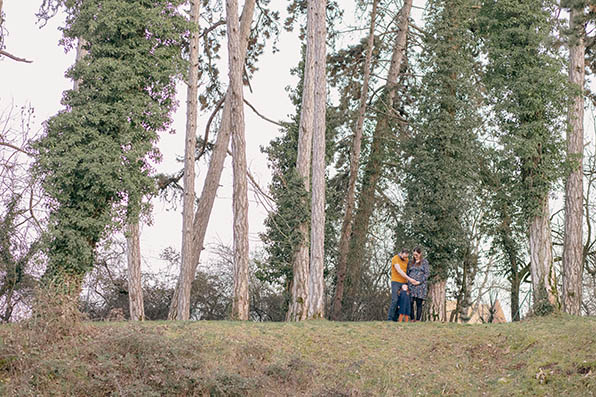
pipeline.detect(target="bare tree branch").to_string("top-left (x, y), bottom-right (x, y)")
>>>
top-left (199, 95), bottom-right (226, 159)
top-left (243, 99), bottom-right (284, 127)
top-left (0, 141), bottom-right (33, 156)
top-left (0, 50), bottom-right (33, 63)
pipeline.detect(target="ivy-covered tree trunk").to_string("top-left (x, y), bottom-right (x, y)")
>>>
top-left (331, 0), bottom-right (379, 321)
top-left (451, 245), bottom-right (478, 323)
top-left (287, 0), bottom-right (316, 322)
top-left (529, 198), bottom-right (557, 308)
top-left (35, 0), bottom-right (187, 296)
top-left (175, 0), bottom-right (200, 322)
top-left (426, 279), bottom-right (446, 321)
top-left (510, 267), bottom-right (522, 321)
top-left (480, 0), bottom-right (568, 317)
top-left (498, 214), bottom-right (525, 321)
top-left (343, 0), bottom-right (412, 319)
top-left (227, 0), bottom-right (250, 321)
top-left (563, 4), bottom-right (585, 316)
top-left (126, 221), bottom-right (144, 321)
top-left (168, 0), bottom-right (256, 320)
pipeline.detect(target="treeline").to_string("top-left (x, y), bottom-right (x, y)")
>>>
top-left (1, 0), bottom-right (596, 323)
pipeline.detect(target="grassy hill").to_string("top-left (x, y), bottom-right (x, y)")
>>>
top-left (0, 314), bottom-right (594, 396)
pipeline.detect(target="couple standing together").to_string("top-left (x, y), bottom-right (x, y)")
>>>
top-left (387, 247), bottom-right (430, 322)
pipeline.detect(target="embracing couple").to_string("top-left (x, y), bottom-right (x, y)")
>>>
top-left (387, 247), bottom-right (430, 322)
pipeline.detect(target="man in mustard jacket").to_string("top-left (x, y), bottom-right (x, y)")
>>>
top-left (387, 249), bottom-right (419, 321)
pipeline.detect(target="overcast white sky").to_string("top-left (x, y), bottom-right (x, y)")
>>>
top-left (0, 1), bottom-right (429, 275)
top-left (1, 1), bottom-right (309, 272)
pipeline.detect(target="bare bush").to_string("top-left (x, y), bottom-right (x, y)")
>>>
top-left (0, 102), bottom-right (45, 322)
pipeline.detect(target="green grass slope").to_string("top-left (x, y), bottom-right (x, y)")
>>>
top-left (0, 314), bottom-right (594, 396)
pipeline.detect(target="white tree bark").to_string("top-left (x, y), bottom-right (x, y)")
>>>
top-left (287, 0), bottom-right (316, 322)
top-left (175, 0), bottom-right (201, 321)
top-left (331, 0), bottom-right (379, 321)
top-left (529, 197), bottom-right (557, 308)
top-left (168, 0), bottom-right (256, 320)
top-left (563, 6), bottom-right (585, 316)
top-left (308, 0), bottom-right (327, 319)
top-left (226, 0), bottom-right (250, 321)
top-left (126, 221), bottom-right (145, 321)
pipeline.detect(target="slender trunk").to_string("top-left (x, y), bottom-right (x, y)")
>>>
top-left (426, 279), bottom-right (446, 321)
top-left (563, 6), bottom-right (585, 316)
top-left (343, 0), bottom-right (412, 318)
top-left (454, 249), bottom-right (477, 323)
top-left (168, 0), bottom-right (256, 320)
top-left (510, 270), bottom-right (520, 321)
top-left (2, 287), bottom-right (15, 323)
top-left (175, 0), bottom-right (200, 321)
top-left (287, 0), bottom-right (316, 322)
top-left (529, 197), bottom-right (557, 309)
top-left (126, 221), bottom-right (144, 321)
top-left (331, 0), bottom-right (379, 321)
top-left (226, 0), bottom-right (250, 321)
top-left (308, 0), bottom-right (327, 319)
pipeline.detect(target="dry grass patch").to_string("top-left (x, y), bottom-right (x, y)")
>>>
top-left (0, 314), bottom-right (594, 396)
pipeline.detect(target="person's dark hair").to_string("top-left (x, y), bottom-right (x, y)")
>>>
top-left (400, 248), bottom-right (410, 255)
top-left (413, 247), bottom-right (423, 262)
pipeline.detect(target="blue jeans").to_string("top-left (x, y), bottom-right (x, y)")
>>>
top-left (387, 281), bottom-right (404, 321)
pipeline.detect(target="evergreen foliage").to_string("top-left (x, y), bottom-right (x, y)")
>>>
top-left (397, 0), bottom-right (484, 282)
top-left (34, 0), bottom-right (188, 283)
top-left (479, 0), bottom-right (569, 315)
top-left (259, 72), bottom-right (309, 289)
top-left (479, 0), bottom-right (568, 221)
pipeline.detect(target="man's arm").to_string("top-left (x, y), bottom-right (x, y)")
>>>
top-left (393, 260), bottom-right (419, 285)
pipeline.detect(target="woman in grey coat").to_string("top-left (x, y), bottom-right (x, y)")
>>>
top-left (407, 247), bottom-right (430, 321)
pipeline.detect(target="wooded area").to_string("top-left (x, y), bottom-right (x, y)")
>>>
top-left (1, 0), bottom-right (596, 324)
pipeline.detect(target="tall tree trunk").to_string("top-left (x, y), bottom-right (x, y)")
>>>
top-left (308, 0), bottom-right (327, 319)
top-left (126, 221), bottom-right (145, 321)
top-left (287, 0), bottom-right (317, 322)
top-left (331, 0), bottom-right (379, 321)
top-left (426, 279), bottom-right (446, 321)
top-left (563, 5), bottom-right (585, 316)
top-left (168, 0), bottom-right (256, 320)
top-left (175, 0), bottom-right (200, 321)
top-left (343, 0), bottom-right (412, 319)
top-left (529, 197), bottom-right (557, 309)
top-left (226, 0), bottom-right (250, 321)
